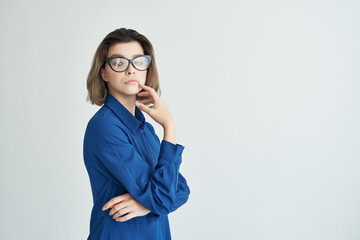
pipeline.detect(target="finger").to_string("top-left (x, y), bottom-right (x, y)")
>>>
top-left (110, 198), bottom-right (132, 216)
top-left (109, 202), bottom-right (117, 210)
top-left (109, 193), bottom-right (133, 215)
top-left (142, 103), bottom-right (154, 108)
top-left (109, 201), bottom-right (129, 216)
top-left (113, 206), bottom-right (131, 219)
top-left (135, 101), bottom-right (152, 115)
top-left (138, 98), bottom-right (154, 105)
top-left (138, 82), bottom-right (158, 99)
top-left (116, 211), bottom-right (136, 222)
top-left (137, 82), bottom-right (153, 91)
top-left (102, 194), bottom-right (127, 211)
top-left (145, 103), bottom-right (154, 107)
top-left (137, 91), bottom-right (151, 97)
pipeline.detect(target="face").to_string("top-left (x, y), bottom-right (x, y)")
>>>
top-left (100, 41), bottom-right (147, 100)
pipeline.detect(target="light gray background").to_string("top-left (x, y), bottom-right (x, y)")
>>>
top-left (1, 0), bottom-right (359, 239)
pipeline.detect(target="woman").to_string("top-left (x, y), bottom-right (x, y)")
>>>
top-left (83, 28), bottom-right (190, 239)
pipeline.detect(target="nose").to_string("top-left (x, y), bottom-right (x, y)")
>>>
top-left (126, 62), bottom-right (136, 75)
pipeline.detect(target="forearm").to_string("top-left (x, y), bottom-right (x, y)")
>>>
top-left (163, 120), bottom-right (177, 145)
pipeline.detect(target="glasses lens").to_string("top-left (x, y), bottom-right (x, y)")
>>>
top-left (109, 58), bottom-right (128, 71)
top-left (133, 56), bottom-right (150, 70)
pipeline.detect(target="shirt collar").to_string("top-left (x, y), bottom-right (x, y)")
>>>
top-left (104, 93), bottom-right (145, 134)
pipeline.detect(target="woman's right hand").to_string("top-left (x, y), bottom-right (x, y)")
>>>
top-left (135, 82), bottom-right (175, 128)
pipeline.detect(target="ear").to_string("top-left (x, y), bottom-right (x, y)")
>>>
top-left (100, 67), bottom-right (108, 82)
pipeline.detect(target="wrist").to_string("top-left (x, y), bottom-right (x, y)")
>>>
top-left (163, 119), bottom-right (176, 130)
top-left (163, 121), bottom-right (177, 145)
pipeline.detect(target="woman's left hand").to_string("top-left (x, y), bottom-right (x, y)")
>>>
top-left (102, 193), bottom-right (151, 222)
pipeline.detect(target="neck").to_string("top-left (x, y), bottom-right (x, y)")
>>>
top-left (108, 90), bottom-right (136, 116)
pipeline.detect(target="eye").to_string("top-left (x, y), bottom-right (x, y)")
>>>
top-left (134, 60), bottom-right (146, 65)
top-left (134, 56), bottom-right (149, 66)
top-left (111, 58), bottom-right (125, 67)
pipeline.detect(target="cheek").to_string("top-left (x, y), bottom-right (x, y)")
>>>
top-left (141, 72), bottom-right (148, 83)
top-left (108, 71), bottom-right (125, 81)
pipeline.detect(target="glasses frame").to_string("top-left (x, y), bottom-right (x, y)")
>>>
top-left (105, 55), bottom-right (152, 72)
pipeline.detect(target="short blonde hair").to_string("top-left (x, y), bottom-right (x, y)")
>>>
top-left (86, 28), bottom-right (161, 106)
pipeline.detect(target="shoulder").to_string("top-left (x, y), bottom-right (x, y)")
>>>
top-left (85, 115), bottom-right (129, 143)
top-left (86, 105), bottom-right (122, 131)
top-left (144, 121), bottom-right (155, 133)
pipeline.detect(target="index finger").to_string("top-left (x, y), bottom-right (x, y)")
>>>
top-left (138, 82), bottom-right (157, 97)
top-left (102, 195), bottom-right (125, 211)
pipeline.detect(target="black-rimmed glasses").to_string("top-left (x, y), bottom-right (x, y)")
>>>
top-left (105, 55), bottom-right (151, 72)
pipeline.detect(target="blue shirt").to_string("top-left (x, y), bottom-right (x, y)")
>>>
top-left (83, 93), bottom-right (191, 240)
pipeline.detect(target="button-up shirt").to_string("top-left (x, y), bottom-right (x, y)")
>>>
top-left (83, 93), bottom-right (190, 240)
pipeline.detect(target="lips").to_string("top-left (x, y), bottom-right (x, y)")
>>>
top-left (125, 79), bottom-right (138, 84)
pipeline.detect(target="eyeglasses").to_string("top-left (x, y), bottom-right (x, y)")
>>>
top-left (105, 55), bottom-right (151, 72)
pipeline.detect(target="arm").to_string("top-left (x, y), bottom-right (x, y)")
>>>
top-left (90, 118), bottom-right (190, 216)
top-left (146, 122), bottom-right (191, 213)
top-left (170, 172), bottom-right (190, 212)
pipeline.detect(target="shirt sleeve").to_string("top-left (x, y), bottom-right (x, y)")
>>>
top-left (170, 172), bottom-right (190, 212)
top-left (145, 122), bottom-right (191, 213)
top-left (89, 117), bottom-right (190, 216)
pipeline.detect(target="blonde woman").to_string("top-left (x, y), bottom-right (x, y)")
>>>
top-left (83, 28), bottom-right (190, 239)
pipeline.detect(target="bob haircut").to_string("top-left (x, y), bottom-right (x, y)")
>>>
top-left (86, 28), bottom-right (161, 106)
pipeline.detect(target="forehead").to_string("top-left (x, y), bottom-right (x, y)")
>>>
top-left (107, 41), bottom-right (144, 58)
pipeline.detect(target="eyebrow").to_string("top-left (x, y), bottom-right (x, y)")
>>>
top-left (109, 53), bottom-right (144, 58)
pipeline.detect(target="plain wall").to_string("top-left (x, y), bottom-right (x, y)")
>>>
top-left (1, 0), bottom-right (359, 239)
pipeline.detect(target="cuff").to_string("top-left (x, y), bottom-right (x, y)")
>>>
top-left (159, 140), bottom-right (185, 163)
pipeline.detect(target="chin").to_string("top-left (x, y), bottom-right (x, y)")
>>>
top-left (126, 89), bottom-right (141, 96)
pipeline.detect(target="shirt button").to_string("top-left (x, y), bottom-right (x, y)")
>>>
top-left (149, 144), bottom-right (153, 149)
